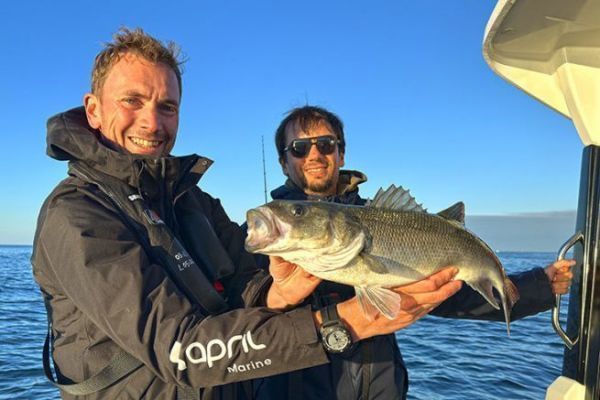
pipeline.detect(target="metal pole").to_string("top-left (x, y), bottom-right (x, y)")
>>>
top-left (262, 135), bottom-right (268, 204)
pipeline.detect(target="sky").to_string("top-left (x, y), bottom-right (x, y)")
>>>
top-left (0, 1), bottom-right (585, 249)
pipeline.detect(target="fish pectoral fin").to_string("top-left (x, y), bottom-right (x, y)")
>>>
top-left (358, 286), bottom-right (401, 320)
top-left (356, 287), bottom-right (380, 321)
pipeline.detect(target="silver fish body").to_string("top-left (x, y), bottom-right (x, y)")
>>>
top-left (245, 186), bottom-right (519, 331)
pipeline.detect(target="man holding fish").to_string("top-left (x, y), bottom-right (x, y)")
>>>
top-left (247, 105), bottom-right (575, 400)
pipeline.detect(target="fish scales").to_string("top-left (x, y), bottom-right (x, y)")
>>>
top-left (336, 206), bottom-right (504, 289)
top-left (244, 185), bottom-right (519, 329)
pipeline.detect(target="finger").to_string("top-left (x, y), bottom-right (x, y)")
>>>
top-left (553, 283), bottom-right (571, 295)
top-left (296, 267), bottom-right (316, 278)
top-left (558, 265), bottom-right (575, 274)
top-left (395, 267), bottom-right (459, 294)
top-left (402, 303), bottom-right (438, 315)
top-left (553, 272), bottom-right (574, 282)
top-left (287, 264), bottom-right (318, 281)
top-left (269, 255), bottom-right (284, 264)
top-left (553, 259), bottom-right (576, 269)
top-left (407, 280), bottom-right (463, 305)
top-left (389, 308), bottom-right (428, 326)
top-left (408, 306), bottom-right (432, 322)
top-left (269, 255), bottom-right (294, 269)
top-left (276, 264), bottom-right (314, 285)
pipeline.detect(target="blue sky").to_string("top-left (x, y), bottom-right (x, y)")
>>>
top-left (0, 1), bottom-right (583, 247)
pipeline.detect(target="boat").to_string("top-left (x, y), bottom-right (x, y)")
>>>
top-left (483, 1), bottom-right (600, 399)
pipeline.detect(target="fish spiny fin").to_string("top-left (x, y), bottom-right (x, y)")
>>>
top-left (368, 184), bottom-right (426, 212)
top-left (362, 286), bottom-right (401, 319)
top-left (356, 287), bottom-right (380, 321)
top-left (500, 277), bottom-right (520, 335)
top-left (437, 202), bottom-right (465, 225)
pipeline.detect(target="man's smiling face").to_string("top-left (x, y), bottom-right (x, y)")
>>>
top-left (280, 120), bottom-right (345, 196)
top-left (84, 53), bottom-right (180, 157)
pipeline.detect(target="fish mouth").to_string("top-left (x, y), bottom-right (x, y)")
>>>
top-left (245, 206), bottom-right (287, 253)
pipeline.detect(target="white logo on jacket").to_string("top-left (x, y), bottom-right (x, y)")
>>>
top-left (169, 330), bottom-right (267, 370)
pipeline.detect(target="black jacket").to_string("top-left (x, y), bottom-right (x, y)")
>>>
top-left (31, 107), bottom-right (329, 399)
top-left (254, 172), bottom-right (555, 400)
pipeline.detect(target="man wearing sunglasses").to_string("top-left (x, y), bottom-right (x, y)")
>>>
top-left (252, 105), bottom-right (574, 400)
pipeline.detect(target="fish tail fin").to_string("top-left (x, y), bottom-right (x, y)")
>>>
top-left (504, 277), bottom-right (520, 307)
top-left (357, 286), bottom-right (401, 320)
top-left (500, 277), bottom-right (520, 336)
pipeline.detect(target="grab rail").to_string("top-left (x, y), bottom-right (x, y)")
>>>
top-left (552, 231), bottom-right (583, 349)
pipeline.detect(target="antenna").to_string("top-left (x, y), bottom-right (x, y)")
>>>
top-left (261, 135), bottom-right (268, 203)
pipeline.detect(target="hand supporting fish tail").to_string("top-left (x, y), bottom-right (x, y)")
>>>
top-left (331, 267), bottom-right (463, 341)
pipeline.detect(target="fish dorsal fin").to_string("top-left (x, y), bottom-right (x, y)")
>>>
top-left (437, 202), bottom-right (465, 225)
top-left (368, 184), bottom-right (426, 212)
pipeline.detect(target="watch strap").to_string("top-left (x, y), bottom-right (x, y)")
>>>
top-left (319, 304), bottom-right (352, 353)
top-left (322, 304), bottom-right (340, 324)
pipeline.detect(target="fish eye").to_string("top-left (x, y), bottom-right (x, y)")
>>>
top-left (291, 205), bottom-right (306, 217)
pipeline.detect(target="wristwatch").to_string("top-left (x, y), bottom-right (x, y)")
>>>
top-left (319, 304), bottom-right (352, 353)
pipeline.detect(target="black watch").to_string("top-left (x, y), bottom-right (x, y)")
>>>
top-left (319, 304), bottom-right (352, 353)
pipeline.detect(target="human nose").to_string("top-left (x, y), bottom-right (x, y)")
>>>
top-left (139, 105), bottom-right (161, 133)
top-left (306, 141), bottom-right (324, 160)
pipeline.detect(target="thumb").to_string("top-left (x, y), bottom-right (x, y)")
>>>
top-left (269, 256), bottom-right (295, 281)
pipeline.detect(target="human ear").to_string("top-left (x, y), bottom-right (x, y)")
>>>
top-left (83, 93), bottom-right (102, 130)
top-left (279, 156), bottom-right (289, 177)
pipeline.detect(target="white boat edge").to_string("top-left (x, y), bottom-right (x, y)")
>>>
top-left (545, 376), bottom-right (586, 400)
top-left (484, 1), bottom-right (599, 399)
top-left (483, 0), bottom-right (600, 146)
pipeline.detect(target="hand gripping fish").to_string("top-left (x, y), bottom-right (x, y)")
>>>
top-left (245, 185), bottom-right (520, 333)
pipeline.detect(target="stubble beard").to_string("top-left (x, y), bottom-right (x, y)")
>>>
top-left (299, 174), bottom-right (336, 196)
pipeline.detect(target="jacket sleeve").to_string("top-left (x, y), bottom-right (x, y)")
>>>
top-left (430, 268), bottom-right (555, 321)
top-left (35, 189), bottom-right (329, 389)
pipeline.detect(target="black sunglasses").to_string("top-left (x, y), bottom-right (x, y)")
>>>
top-left (283, 136), bottom-right (340, 158)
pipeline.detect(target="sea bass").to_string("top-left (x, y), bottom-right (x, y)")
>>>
top-left (245, 185), bottom-right (520, 332)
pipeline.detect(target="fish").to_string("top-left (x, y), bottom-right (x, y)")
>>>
top-left (245, 185), bottom-right (520, 332)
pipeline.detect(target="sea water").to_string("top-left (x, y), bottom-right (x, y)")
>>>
top-left (0, 246), bottom-right (566, 399)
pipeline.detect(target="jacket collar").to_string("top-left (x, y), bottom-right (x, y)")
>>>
top-left (270, 170), bottom-right (367, 204)
top-left (46, 107), bottom-right (211, 200)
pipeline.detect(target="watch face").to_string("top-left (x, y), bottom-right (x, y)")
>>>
top-left (324, 328), bottom-right (350, 352)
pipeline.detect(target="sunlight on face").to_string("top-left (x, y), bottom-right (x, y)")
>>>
top-left (281, 120), bottom-right (345, 196)
top-left (85, 53), bottom-right (180, 157)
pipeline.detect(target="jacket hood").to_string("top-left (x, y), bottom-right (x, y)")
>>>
top-left (46, 107), bottom-right (212, 198)
top-left (271, 169), bottom-right (367, 204)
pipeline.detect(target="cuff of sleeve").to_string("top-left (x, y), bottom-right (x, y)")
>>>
top-left (531, 267), bottom-right (555, 308)
top-left (513, 267), bottom-right (555, 314)
top-left (287, 305), bottom-right (320, 345)
top-left (246, 273), bottom-right (274, 307)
